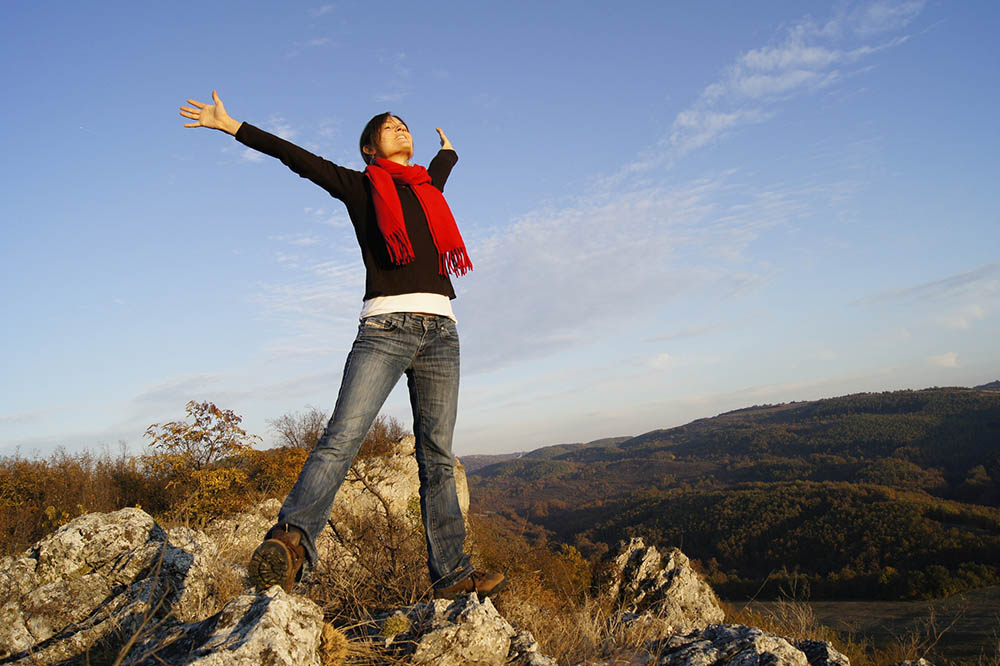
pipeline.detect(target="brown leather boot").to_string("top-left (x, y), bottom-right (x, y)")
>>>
top-left (248, 525), bottom-right (306, 593)
top-left (433, 570), bottom-right (505, 599)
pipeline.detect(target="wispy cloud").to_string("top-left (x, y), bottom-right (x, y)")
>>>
top-left (928, 351), bottom-right (959, 368)
top-left (243, 2), bottom-right (929, 381)
top-left (374, 52), bottom-right (414, 104)
top-left (662, 1), bottom-right (921, 162)
top-left (857, 263), bottom-right (1000, 305)
top-left (264, 115), bottom-right (297, 141)
top-left (936, 304), bottom-right (986, 330)
top-left (458, 168), bottom-right (829, 372)
top-left (311, 4), bottom-right (336, 18)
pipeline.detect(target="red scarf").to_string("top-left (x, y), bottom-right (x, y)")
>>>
top-left (364, 158), bottom-right (473, 276)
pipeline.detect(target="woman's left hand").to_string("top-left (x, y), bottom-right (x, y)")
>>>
top-left (436, 128), bottom-right (453, 151)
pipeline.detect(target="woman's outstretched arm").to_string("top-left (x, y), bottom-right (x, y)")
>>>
top-left (436, 127), bottom-right (454, 151)
top-left (180, 90), bottom-right (243, 136)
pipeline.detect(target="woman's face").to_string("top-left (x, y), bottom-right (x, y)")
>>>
top-left (368, 116), bottom-right (412, 164)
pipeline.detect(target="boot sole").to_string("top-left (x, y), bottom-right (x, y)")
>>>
top-left (249, 540), bottom-right (293, 592)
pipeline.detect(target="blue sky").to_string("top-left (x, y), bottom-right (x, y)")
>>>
top-left (2, 1), bottom-right (998, 458)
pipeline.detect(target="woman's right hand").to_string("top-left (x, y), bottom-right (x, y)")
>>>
top-left (180, 90), bottom-right (242, 136)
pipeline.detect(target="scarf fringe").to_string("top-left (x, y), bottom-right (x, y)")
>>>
top-left (384, 228), bottom-right (415, 265)
top-left (441, 247), bottom-right (473, 276)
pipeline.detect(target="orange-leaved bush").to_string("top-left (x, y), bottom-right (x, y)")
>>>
top-left (144, 401), bottom-right (262, 523)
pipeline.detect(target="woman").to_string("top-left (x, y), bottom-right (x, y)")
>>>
top-left (179, 91), bottom-right (502, 599)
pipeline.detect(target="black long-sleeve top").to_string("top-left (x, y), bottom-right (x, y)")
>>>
top-left (235, 122), bottom-right (459, 301)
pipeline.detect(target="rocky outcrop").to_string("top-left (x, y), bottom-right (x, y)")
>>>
top-left (583, 625), bottom-right (851, 666)
top-left (338, 434), bottom-right (471, 519)
top-left (0, 509), bottom-right (242, 665)
top-left (600, 537), bottom-right (725, 637)
top-left (122, 587), bottom-right (326, 666)
top-left (368, 593), bottom-right (556, 666)
top-left (1, 499), bottom-right (856, 666)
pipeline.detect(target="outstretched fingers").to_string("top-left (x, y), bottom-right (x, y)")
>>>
top-left (179, 98), bottom-right (207, 127)
top-left (436, 127), bottom-right (453, 150)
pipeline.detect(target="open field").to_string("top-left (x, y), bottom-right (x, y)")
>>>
top-left (741, 587), bottom-right (1000, 664)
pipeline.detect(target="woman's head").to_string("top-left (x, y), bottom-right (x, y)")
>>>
top-left (360, 112), bottom-right (412, 165)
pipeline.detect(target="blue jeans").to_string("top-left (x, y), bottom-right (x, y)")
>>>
top-left (276, 312), bottom-right (473, 590)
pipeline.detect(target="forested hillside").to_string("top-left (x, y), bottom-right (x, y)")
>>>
top-left (467, 386), bottom-right (1000, 600)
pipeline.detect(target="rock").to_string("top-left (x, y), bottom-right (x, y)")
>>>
top-left (795, 639), bottom-right (852, 666)
top-left (121, 587), bottom-right (325, 666)
top-left (509, 629), bottom-right (559, 666)
top-left (0, 508), bottom-right (173, 664)
top-left (334, 434), bottom-right (471, 520)
top-left (372, 594), bottom-right (516, 665)
top-left (660, 624), bottom-right (811, 666)
top-left (0, 508), bottom-right (258, 665)
top-left (583, 624), bottom-right (845, 666)
top-left (600, 537), bottom-right (724, 636)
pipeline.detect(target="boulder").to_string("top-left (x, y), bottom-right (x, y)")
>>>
top-left (372, 594), bottom-right (513, 665)
top-left (0, 508), bottom-right (231, 665)
top-left (334, 434), bottom-right (471, 519)
top-left (581, 624), bottom-right (851, 666)
top-left (600, 537), bottom-right (724, 636)
top-left (121, 587), bottom-right (325, 666)
top-left (368, 593), bottom-right (556, 666)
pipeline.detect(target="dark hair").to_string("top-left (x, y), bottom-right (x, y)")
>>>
top-left (359, 112), bottom-right (407, 164)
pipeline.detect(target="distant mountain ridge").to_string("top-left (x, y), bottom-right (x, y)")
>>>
top-left (467, 384), bottom-right (1000, 601)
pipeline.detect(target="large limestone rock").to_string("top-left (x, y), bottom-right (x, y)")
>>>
top-left (600, 537), bottom-right (724, 636)
top-left (122, 587), bottom-right (325, 666)
top-left (336, 434), bottom-right (471, 519)
top-left (582, 624), bottom-right (851, 666)
top-left (0, 509), bottom-right (331, 666)
top-left (0, 509), bottom-right (233, 664)
top-left (369, 593), bottom-right (555, 666)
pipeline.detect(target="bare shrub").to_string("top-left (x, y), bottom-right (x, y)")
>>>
top-left (269, 407), bottom-right (328, 450)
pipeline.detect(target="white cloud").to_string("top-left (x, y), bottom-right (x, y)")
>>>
top-left (265, 116), bottom-right (297, 141)
top-left (662, 1), bottom-right (921, 164)
top-left (928, 352), bottom-right (959, 368)
top-left (650, 353), bottom-right (672, 370)
top-left (850, 0), bottom-right (925, 37)
top-left (271, 233), bottom-right (324, 247)
top-left (241, 148), bottom-right (264, 163)
top-left (857, 263), bottom-right (1000, 305)
top-left (936, 304), bottom-right (986, 330)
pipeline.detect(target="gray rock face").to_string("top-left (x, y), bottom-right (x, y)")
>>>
top-left (373, 594), bottom-right (512, 665)
top-left (122, 588), bottom-right (324, 666)
top-left (601, 537), bottom-right (725, 636)
top-left (0, 509), bottom-right (325, 666)
top-left (337, 435), bottom-right (471, 520)
top-left (0, 509), bottom-right (174, 664)
top-left (370, 593), bottom-right (554, 666)
top-left (582, 624), bottom-right (851, 666)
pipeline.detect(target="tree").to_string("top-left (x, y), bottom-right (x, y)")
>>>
top-left (268, 406), bottom-right (328, 450)
top-left (145, 401), bottom-right (260, 470)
